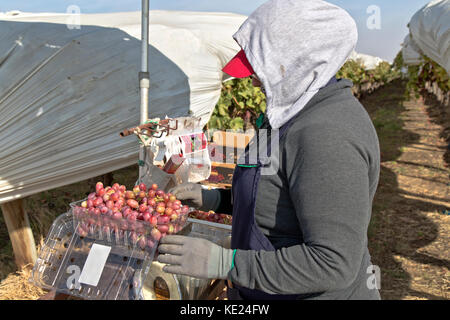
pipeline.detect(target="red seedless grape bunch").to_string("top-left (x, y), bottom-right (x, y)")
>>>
top-left (72, 182), bottom-right (191, 251)
top-left (189, 210), bottom-right (232, 225)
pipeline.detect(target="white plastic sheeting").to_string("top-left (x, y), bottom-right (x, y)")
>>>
top-left (403, 0), bottom-right (450, 73)
top-left (0, 10), bottom-right (246, 204)
top-left (348, 51), bottom-right (386, 70)
top-left (402, 34), bottom-right (424, 66)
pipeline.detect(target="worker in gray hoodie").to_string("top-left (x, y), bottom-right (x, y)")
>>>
top-left (158, 0), bottom-right (381, 300)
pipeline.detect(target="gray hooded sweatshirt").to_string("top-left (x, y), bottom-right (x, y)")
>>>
top-left (227, 0), bottom-right (381, 300)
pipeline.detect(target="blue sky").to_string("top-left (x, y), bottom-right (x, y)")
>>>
top-left (0, 0), bottom-right (431, 62)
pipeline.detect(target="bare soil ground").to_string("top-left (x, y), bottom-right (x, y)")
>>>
top-left (361, 79), bottom-right (449, 300)
top-left (0, 79), bottom-right (448, 300)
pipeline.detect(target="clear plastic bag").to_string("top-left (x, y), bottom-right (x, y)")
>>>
top-left (137, 117), bottom-right (211, 189)
top-left (138, 146), bottom-right (178, 192)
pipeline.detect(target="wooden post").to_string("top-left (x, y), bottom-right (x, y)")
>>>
top-left (1, 199), bottom-right (37, 268)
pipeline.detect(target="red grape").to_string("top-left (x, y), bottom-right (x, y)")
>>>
top-left (156, 206), bottom-right (165, 214)
top-left (143, 212), bottom-right (151, 222)
top-left (133, 186), bottom-right (141, 195)
top-left (138, 236), bottom-right (147, 250)
top-left (147, 239), bottom-right (155, 249)
top-left (112, 183), bottom-right (120, 191)
top-left (148, 198), bottom-right (156, 207)
top-left (122, 207), bottom-right (132, 217)
top-left (77, 226), bottom-right (88, 237)
top-left (139, 203), bottom-right (148, 213)
top-left (96, 182), bottom-right (104, 193)
top-left (127, 199), bottom-right (139, 209)
top-left (149, 216), bottom-right (157, 226)
top-left (181, 205), bottom-right (189, 214)
top-left (138, 191), bottom-right (147, 200)
top-left (157, 215), bottom-right (170, 225)
top-left (110, 192), bottom-right (120, 202)
top-left (113, 212), bottom-right (123, 220)
top-left (125, 191), bottom-right (135, 199)
top-left (130, 232), bottom-right (138, 244)
top-left (139, 183), bottom-right (147, 191)
top-left (131, 210), bottom-right (139, 218)
top-left (157, 202), bottom-right (166, 208)
top-left (151, 228), bottom-right (161, 241)
top-left (88, 192), bottom-right (96, 200)
top-left (93, 197), bottom-right (103, 207)
top-left (116, 198), bottom-right (125, 208)
top-left (156, 190), bottom-right (164, 197)
top-left (102, 226), bottom-right (110, 235)
top-left (106, 200), bottom-right (114, 209)
top-left (157, 224), bottom-right (169, 233)
top-left (100, 206), bottom-right (109, 214)
top-left (148, 190), bottom-right (156, 198)
top-left (151, 184), bottom-right (158, 191)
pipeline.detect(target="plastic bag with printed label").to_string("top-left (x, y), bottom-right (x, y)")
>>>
top-left (136, 117), bottom-right (211, 190)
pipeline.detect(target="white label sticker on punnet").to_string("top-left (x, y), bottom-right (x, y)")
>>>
top-left (79, 244), bottom-right (111, 287)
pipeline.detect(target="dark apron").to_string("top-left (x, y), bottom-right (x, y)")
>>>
top-left (228, 117), bottom-right (300, 300)
top-left (228, 77), bottom-right (338, 300)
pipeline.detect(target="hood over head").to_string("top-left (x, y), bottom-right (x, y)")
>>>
top-left (233, 0), bottom-right (358, 129)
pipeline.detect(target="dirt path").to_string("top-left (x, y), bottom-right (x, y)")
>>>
top-left (361, 80), bottom-right (449, 300)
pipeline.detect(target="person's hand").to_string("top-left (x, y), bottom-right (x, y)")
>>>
top-left (169, 183), bottom-right (202, 208)
top-left (169, 183), bottom-right (221, 211)
top-left (157, 235), bottom-right (234, 280)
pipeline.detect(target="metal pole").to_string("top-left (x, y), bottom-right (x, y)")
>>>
top-left (140, 0), bottom-right (150, 124)
top-left (138, 0), bottom-right (150, 183)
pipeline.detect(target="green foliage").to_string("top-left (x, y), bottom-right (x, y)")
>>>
top-left (208, 78), bottom-right (266, 131)
top-left (337, 59), bottom-right (401, 85)
top-left (403, 54), bottom-right (450, 98)
top-left (336, 60), bottom-right (368, 84)
top-left (372, 61), bottom-right (401, 84)
top-left (392, 51), bottom-right (404, 71)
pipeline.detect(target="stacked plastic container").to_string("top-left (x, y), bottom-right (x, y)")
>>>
top-left (140, 218), bottom-right (232, 300)
top-left (30, 199), bottom-right (190, 300)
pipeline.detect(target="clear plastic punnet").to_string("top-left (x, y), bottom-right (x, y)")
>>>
top-left (70, 199), bottom-right (189, 250)
top-left (140, 218), bottom-right (232, 300)
top-left (30, 199), bottom-right (190, 300)
top-left (176, 219), bottom-right (232, 300)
